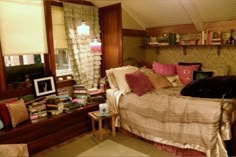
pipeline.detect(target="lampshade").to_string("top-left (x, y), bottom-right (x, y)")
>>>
top-left (90, 38), bottom-right (101, 53)
top-left (77, 20), bottom-right (90, 36)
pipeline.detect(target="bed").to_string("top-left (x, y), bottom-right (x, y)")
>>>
top-left (105, 66), bottom-right (236, 157)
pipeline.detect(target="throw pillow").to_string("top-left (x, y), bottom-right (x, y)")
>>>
top-left (152, 61), bottom-right (176, 76)
top-left (6, 99), bottom-right (29, 128)
top-left (176, 64), bottom-right (200, 85)
top-left (0, 119), bottom-right (4, 130)
top-left (193, 71), bottom-right (213, 80)
top-left (112, 66), bottom-right (138, 94)
top-left (166, 75), bottom-right (183, 87)
top-left (139, 67), bottom-right (155, 75)
top-left (105, 69), bottom-right (118, 89)
top-left (146, 72), bottom-right (173, 90)
top-left (125, 70), bottom-right (154, 96)
top-left (178, 62), bottom-right (202, 70)
top-left (0, 98), bottom-right (18, 127)
top-left (180, 76), bottom-right (236, 98)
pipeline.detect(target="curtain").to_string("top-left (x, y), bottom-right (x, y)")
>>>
top-left (63, 2), bottom-right (101, 88)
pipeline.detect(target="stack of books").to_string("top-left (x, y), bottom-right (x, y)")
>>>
top-left (72, 85), bottom-right (89, 107)
top-left (28, 101), bottom-right (48, 121)
top-left (88, 88), bottom-right (106, 103)
top-left (46, 97), bottom-right (64, 115)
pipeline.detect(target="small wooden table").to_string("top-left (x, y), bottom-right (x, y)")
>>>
top-left (88, 110), bottom-right (117, 141)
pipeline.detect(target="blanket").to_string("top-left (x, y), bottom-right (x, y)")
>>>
top-left (106, 88), bottom-right (236, 157)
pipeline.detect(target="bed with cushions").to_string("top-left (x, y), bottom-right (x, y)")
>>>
top-left (106, 64), bottom-right (236, 157)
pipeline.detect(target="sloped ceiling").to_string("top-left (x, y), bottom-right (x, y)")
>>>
top-left (87, 0), bottom-right (236, 30)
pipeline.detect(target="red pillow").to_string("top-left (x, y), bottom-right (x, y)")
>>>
top-left (0, 99), bottom-right (17, 127)
top-left (153, 61), bottom-right (176, 76)
top-left (176, 64), bottom-right (200, 85)
top-left (125, 70), bottom-right (154, 96)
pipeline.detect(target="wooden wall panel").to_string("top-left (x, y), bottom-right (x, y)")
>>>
top-left (99, 3), bottom-right (122, 76)
top-left (146, 24), bottom-right (198, 36)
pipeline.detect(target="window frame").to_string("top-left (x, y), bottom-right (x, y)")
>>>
top-left (0, 0), bottom-right (96, 99)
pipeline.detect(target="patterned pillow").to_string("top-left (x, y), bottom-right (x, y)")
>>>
top-left (193, 71), bottom-right (213, 80)
top-left (0, 119), bottom-right (4, 130)
top-left (176, 64), bottom-right (200, 85)
top-left (146, 72), bottom-right (173, 89)
top-left (125, 70), bottom-right (154, 96)
top-left (152, 61), bottom-right (176, 76)
top-left (166, 75), bottom-right (183, 87)
top-left (6, 99), bottom-right (29, 128)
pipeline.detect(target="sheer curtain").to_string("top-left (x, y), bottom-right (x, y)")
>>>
top-left (63, 2), bottom-right (101, 88)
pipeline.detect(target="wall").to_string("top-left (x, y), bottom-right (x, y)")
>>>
top-left (122, 8), bottom-right (145, 65)
top-left (145, 46), bottom-right (236, 75)
top-left (144, 19), bottom-right (236, 74)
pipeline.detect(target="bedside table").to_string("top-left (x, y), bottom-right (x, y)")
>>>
top-left (88, 110), bottom-right (117, 141)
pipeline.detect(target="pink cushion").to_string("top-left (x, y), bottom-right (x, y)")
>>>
top-left (125, 70), bottom-right (154, 96)
top-left (153, 62), bottom-right (176, 76)
top-left (176, 64), bottom-right (200, 85)
top-left (0, 99), bottom-right (17, 127)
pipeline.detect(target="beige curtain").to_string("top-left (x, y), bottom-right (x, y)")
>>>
top-left (63, 2), bottom-right (101, 88)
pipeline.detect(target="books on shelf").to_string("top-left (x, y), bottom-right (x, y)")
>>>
top-left (30, 110), bottom-right (48, 120)
top-left (46, 97), bottom-right (64, 116)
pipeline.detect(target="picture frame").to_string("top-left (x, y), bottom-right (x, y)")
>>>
top-left (33, 76), bottom-right (57, 97)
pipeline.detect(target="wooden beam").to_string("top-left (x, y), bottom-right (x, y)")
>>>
top-left (146, 24), bottom-right (198, 36)
top-left (122, 29), bottom-right (146, 37)
top-left (179, 0), bottom-right (203, 31)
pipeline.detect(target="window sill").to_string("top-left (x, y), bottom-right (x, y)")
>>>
top-left (0, 79), bottom-right (75, 100)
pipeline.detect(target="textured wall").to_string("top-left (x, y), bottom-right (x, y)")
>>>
top-left (123, 36), bottom-right (145, 65)
top-left (144, 46), bottom-right (236, 75)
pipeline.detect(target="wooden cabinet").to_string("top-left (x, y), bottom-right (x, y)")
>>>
top-left (0, 103), bottom-right (98, 155)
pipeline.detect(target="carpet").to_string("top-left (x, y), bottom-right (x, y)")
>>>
top-left (76, 139), bottom-right (149, 157)
top-left (32, 133), bottom-right (175, 157)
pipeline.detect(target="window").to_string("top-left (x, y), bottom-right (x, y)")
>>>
top-left (55, 49), bottom-right (72, 76)
top-left (51, 6), bottom-right (72, 77)
top-left (4, 54), bottom-right (45, 84)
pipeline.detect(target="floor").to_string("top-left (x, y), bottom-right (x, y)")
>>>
top-left (32, 131), bottom-right (176, 157)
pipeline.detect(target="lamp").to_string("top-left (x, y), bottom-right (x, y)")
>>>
top-left (77, 19), bottom-right (90, 36)
top-left (90, 38), bottom-right (101, 53)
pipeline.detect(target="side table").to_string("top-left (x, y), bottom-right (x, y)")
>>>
top-left (88, 110), bottom-right (117, 141)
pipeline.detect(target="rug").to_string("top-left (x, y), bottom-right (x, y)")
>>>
top-left (76, 139), bottom-right (149, 157)
top-left (31, 133), bottom-right (174, 157)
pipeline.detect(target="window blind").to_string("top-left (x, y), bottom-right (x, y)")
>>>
top-left (52, 6), bottom-right (68, 49)
top-left (0, 0), bottom-right (48, 55)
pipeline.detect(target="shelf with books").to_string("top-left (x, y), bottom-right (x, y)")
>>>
top-left (142, 30), bottom-right (236, 55)
top-left (140, 43), bottom-right (236, 56)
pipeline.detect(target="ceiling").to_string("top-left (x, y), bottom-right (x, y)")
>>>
top-left (87, 0), bottom-right (236, 30)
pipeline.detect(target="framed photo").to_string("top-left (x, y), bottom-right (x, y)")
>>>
top-left (33, 76), bottom-right (57, 97)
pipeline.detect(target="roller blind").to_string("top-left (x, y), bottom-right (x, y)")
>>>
top-left (51, 6), bottom-right (68, 49)
top-left (0, 0), bottom-right (48, 55)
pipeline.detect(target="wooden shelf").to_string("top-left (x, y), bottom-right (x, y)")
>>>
top-left (140, 44), bottom-right (236, 56)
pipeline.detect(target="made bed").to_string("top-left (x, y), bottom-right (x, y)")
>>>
top-left (106, 65), bottom-right (236, 157)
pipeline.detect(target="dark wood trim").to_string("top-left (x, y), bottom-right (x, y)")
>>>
top-left (56, 79), bottom-right (75, 88)
top-left (44, 0), bottom-right (55, 76)
top-left (50, 0), bottom-right (94, 6)
top-left (122, 29), bottom-right (146, 37)
top-left (0, 42), bottom-right (7, 94)
top-left (0, 79), bottom-right (75, 100)
top-left (146, 24), bottom-right (198, 36)
top-left (99, 3), bottom-right (122, 77)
